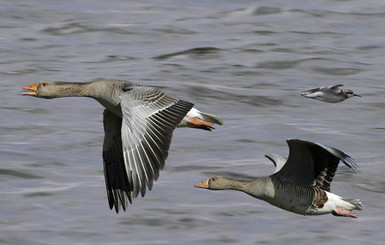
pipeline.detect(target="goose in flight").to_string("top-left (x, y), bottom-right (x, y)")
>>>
top-left (195, 139), bottom-right (362, 218)
top-left (23, 79), bottom-right (223, 212)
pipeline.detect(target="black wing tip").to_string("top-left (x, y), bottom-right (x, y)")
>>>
top-left (286, 138), bottom-right (358, 171)
top-left (342, 155), bottom-right (358, 172)
top-left (107, 189), bottom-right (136, 213)
top-left (326, 145), bottom-right (358, 172)
top-left (176, 99), bottom-right (194, 110)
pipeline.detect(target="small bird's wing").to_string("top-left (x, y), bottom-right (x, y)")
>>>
top-left (302, 87), bottom-right (322, 94)
top-left (103, 87), bottom-right (193, 212)
top-left (329, 84), bottom-right (344, 90)
top-left (303, 84), bottom-right (343, 94)
top-left (272, 139), bottom-right (357, 191)
top-left (265, 154), bottom-right (287, 173)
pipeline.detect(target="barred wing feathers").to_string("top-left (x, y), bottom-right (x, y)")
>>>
top-left (103, 86), bottom-right (193, 212)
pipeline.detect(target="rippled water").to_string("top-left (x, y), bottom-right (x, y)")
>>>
top-left (1, 0), bottom-right (385, 244)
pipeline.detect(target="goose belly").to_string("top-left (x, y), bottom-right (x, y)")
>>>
top-left (266, 193), bottom-right (313, 215)
top-left (263, 185), bottom-right (316, 215)
top-left (267, 189), bottom-right (354, 216)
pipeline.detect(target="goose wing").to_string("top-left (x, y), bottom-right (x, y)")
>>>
top-left (103, 109), bottom-right (130, 213)
top-left (103, 87), bottom-right (193, 212)
top-left (265, 154), bottom-right (287, 173)
top-left (272, 139), bottom-right (357, 191)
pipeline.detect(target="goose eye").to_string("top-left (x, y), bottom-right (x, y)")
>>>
top-left (42, 82), bottom-right (47, 86)
top-left (212, 177), bottom-right (216, 182)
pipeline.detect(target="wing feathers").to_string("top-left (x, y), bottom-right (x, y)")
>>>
top-left (102, 109), bottom-right (133, 212)
top-left (272, 139), bottom-right (357, 192)
top-left (329, 84), bottom-right (344, 89)
top-left (118, 87), bottom-right (193, 208)
top-left (103, 86), bottom-right (193, 212)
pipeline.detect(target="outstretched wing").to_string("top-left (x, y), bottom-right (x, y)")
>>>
top-left (120, 87), bottom-right (193, 202)
top-left (103, 109), bottom-right (130, 213)
top-left (303, 84), bottom-right (343, 94)
top-left (272, 139), bottom-right (356, 191)
top-left (329, 84), bottom-right (344, 90)
top-left (102, 86), bottom-right (193, 212)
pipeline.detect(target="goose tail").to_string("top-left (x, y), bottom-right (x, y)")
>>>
top-left (344, 198), bottom-right (363, 210)
top-left (198, 111), bottom-right (223, 126)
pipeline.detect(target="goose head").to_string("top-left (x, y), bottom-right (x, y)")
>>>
top-left (23, 82), bottom-right (60, 98)
top-left (195, 176), bottom-right (232, 190)
top-left (23, 81), bottom-right (90, 99)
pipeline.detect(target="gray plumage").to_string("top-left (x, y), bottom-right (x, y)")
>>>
top-left (301, 84), bottom-right (361, 103)
top-left (196, 139), bottom-right (362, 218)
top-left (271, 139), bottom-right (357, 192)
top-left (23, 79), bottom-right (223, 213)
top-left (102, 86), bottom-right (193, 212)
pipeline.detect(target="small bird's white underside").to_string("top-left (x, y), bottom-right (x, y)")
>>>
top-left (302, 91), bottom-right (344, 103)
top-left (302, 91), bottom-right (324, 98)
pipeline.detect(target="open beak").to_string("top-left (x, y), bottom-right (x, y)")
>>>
top-left (22, 83), bottom-right (38, 96)
top-left (194, 179), bottom-right (209, 189)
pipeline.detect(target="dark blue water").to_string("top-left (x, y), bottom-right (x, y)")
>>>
top-left (1, 0), bottom-right (384, 244)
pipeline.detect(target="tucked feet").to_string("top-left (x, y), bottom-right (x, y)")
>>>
top-left (332, 207), bottom-right (358, 218)
top-left (189, 117), bottom-right (215, 131)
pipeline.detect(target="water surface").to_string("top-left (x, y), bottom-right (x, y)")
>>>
top-left (1, 0), bottom-right (385, 244)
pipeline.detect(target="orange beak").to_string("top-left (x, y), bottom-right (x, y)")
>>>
top-left (194, 179), bottom-right (209, 189)
top-left (22, 83), bottom-right (38, 96)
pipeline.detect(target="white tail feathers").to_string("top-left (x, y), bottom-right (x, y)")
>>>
top-left (344, 198), bottom-right (363, 210)
top-left (198, 111), bottom-right (224, 126)
top-left (178, 107), bottom-right (223, 129)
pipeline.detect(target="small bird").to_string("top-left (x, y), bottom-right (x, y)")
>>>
top-left (23, 79), bottom-right (223, 212)
top-left (195, 139), bottom-right (362, 218)
top-left (301, 84), bottom-right (361, 103)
